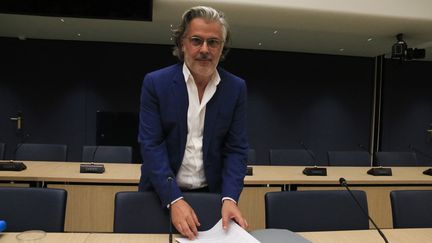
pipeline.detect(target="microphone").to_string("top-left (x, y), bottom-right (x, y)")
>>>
top-left (0, 143), bottom-right (26, 171)
top-left (80, 146), bottom-right (105, 174)
top-left (300, 141), bottom-right (327, 176)
top-left (339, 178), bottom-right (388, 243)
top-left (91, 145), bottom-right (100, 163)
top-left (360, 144), bottom-right (392, 176)
top-left (167, 176), bottom-right (174, 243)
top-left (408, 144), bottom-right (432, 176)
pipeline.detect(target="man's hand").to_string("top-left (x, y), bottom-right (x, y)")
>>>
top-left (171, 199), bottom-right (201, 240)
top-left (221, 199), bottom-right (248, 230)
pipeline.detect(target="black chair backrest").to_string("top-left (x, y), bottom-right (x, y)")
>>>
top-left (0, 143), bottom-right (5, 160)
top-left (15, 143), bottom-right (68, 161)
top-left (247, 148), bottom-right (257, 165)
top-left (265, 190), bottom-right (369, 232)
top-left (269, 149), bottom-right (316, 166)
top-left (375, 151), bottom-right (417, 166)
top-left (0, 187), bottom-right (67, 232)
top-left (114, 191), bottom-right (221, 233)
top-left (390, 190), bottom-right (432, 228)
top-left (82, 145), bottom-right (133, 163)
top-left (328, 151), bottom-right (371, 166)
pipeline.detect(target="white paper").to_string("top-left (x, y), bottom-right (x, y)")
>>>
top-left (176, 219), bottom-right (260, 243)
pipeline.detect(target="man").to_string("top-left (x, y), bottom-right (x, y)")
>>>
top-left (138, 6), bottom-right (248, 240)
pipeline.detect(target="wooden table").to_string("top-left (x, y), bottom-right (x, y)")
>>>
top-left (2, 162), bottom-right (432, 232)
top-left (1, 228), bottom-right (432, 243)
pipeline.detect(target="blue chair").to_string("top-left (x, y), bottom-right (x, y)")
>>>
top-left (0, 187), bottom-right (67, 232)
top-left (390, 190), bottom-right (432, 228)
top-left (375, 151), bottom-right (417, 166)
top-left (15, 143), bottom-right (68, 161)
top-left (265, 190), bottom-right (369, 232)
top-left (114, 191), bottom-right (221, 233)
top-left (269, 149), bottom-right (317, 166)
top-left (328, 151), bottom-right (371, 166)
top-left (82, 145), bottom-right (132, 163)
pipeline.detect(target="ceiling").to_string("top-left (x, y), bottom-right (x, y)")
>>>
top-left (1, 0), bottom-right (432, 60)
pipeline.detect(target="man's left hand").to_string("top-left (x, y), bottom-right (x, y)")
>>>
top-left (221, 199), bottom-right (248, 230)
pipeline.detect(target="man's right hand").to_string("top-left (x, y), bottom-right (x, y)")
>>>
top-left (171, 199), bottom-right (201, 240)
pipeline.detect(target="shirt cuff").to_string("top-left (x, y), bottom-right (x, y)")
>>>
top-left (167, 196), bottom-right (184, 208)
top-left (222, 197), bottom-right (237, 204)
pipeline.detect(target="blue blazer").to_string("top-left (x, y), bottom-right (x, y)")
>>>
top-left (138, 63), bottom-right (248, 206)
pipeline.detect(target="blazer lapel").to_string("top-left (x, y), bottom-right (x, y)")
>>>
top-left (171, 67), bottom-right (188, 164)
top-left (203, 79), bottom-right (224, 162)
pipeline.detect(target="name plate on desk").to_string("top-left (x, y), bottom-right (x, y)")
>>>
top-left (80, 164), bottom-right (105, 174)
top-left (0, 161), bottom-right (27, 171)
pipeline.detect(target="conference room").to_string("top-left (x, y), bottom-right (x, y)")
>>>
top-left (1, 1), bottom-right (432, 242)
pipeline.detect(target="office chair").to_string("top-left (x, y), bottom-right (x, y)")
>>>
top-left (0, 187), bottom-right (67, 232)
top-left (375, 151), bottom-right (417, 166)
top-left (328, 151), bottom-right (371, 166)
top-left (265, 190), bottom-right (369, 232)
top-left (247, 148), bottom-right (257, 165)
top-left (82, 145), bottom-right (133, 163)
top-left (269, 149), bottom-right (317, 166)
top-left (390, 190), bottom-right (432, 228)
top-left (0, 143), bottom-right (5, 160)
top-left (114, 191), bottom-right (221, 233)
top-left (15, 143), bottom-right (68, 161)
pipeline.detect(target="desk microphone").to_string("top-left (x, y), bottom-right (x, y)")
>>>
top-left (300, 141), bottom-right (327, 176)
top-left (408, 144), bottom-right (432, 176)
top-left (80, 146), bottom-right (105, 173)
top-left (0, 143), bottom-right (26, 171)
top-left (339, 178), bottom-right (388, 243)
top-left (359, 144), bottom-right (392, 176)
top-left (167, 176), bottom-right (174, 243)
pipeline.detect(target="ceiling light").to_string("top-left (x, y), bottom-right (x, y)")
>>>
top-left (60, 18), bottom-right (65, 22)
top-left (273, 30), bottom-right (278, 34)
top-left (77, 33), bottom-right (81, 37)
top-left (367, 38), bottom-right (373, 42)
top-left (258, 42), bottom-right (262, 46)
top-left (339, 48), bottom-right (344, 52)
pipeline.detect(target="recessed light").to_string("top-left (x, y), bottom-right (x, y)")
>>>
top-left (170, 37), bottom-right (173, 41)
top-left (339, 48), bottom-right (345, 52)
top-left (367, 38), bottom-right (373, 42)
top-left (273, 30), bottom-right (278, 34)
top-left (60, 18), bottom-right (65, 22)
top-left (77, 33), bottom-right (81, 37)
top-left (258, 42), bottom-right (262, 46)
top-left (170, 24), bottom-right (173, 28)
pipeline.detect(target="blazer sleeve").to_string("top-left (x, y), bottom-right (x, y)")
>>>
top-left (221, 80), bottom-right (248, 202)
top-left (138, 73), bottom-right (182, 207)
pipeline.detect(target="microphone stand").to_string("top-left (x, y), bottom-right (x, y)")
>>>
top-left (408, 144), bottom-right (432, 176)
top-left (167, 176), bottom-right (173, 243)
top-left (300, 141), bottom-right (327, 176)
top-left (339, 178), bottom-right (388, 243)
top-left (359, 144), bottom-right (392, 176)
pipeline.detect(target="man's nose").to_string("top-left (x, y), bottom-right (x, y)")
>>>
top-left (199, 41), bottom-right (210, 53)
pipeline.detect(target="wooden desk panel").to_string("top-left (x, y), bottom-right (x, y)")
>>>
top-left (2, 229), bottom-right (432, 243)
top-left (48, 184), bottom-right (138, 232)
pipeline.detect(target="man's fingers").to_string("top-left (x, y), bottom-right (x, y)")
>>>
top-left (181, 221), bottom-right (196, 240)
top-left (186, 215), bottom-right (198, 236)
top-left (192, 210), bottom-right (201, 227)
top-left (222, 214), bottom-right (230, 230)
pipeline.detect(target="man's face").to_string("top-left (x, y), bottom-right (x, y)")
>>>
top-left (182, 18), bottom-right (224, 80)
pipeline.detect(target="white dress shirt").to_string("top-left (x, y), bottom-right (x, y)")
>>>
top-left (176, 63), bottom-right (220, 190)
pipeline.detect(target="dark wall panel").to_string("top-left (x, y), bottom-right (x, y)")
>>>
top-left (0, 37), bottom-right (374, 164)
top-left (223, 49), bottom-right (374, 164)
top-left (381, 59), bottom-right (432, 165)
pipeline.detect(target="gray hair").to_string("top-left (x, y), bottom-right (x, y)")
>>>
top-left (172, 6), bottom-right (231, 61)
